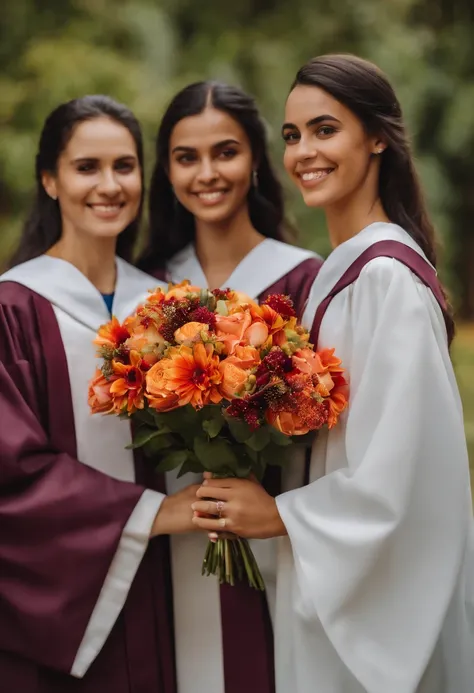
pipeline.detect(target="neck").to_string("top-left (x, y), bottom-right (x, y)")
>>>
top-left (325, 184), bottom-right (390, 248)
top-left (194, 206), bottom-right (265, 285)
top-left (46, 235), bottom-right (117, 293)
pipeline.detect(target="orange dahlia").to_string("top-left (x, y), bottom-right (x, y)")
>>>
top-left (94, 316), bottom-right (130, 352)
top-left (109, 350), bottom-right (146, 413)
top-left (147, 343), bottom-right (223, 410)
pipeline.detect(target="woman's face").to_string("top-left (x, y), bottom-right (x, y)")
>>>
top-left (168, 107), bottom-right (254, 226)
top-left (282, 85), bottom-right (383, 210)
top-left (42, 116), bottom-right (142, 244)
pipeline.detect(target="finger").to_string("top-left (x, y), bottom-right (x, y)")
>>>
top-left (201, 478), bottom-right (241, 489)
top-left (192, 515), bottom-right (233, 531)
top-left (203, 471), bottom-right (213, 480)
top-left (208, 531), bottom-right (235, 542)
top-left (196, 485), bottom-right (232, 500)
top-left (191, 500), bottom-right (225, 516)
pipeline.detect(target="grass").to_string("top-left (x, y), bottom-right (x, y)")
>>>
top-left (452, 324), bottom-right (474, 496)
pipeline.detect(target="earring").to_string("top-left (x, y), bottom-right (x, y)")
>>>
top-left (50, 194), bottom-right (57, 200)
top-left (252, 170), bottom-right (258, 187)
top-left (376, 148), bottom-right (384, 155)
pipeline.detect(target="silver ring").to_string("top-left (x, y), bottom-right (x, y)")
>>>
top-left (216, 500), bottom-right (225, 518)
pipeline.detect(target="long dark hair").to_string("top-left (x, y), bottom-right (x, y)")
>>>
top-left (138, 81), bottom-right (288, 273)
top-left (291, 54), bottom-right (455, 342)
top-left (8, 95), bottom-right (144, 268)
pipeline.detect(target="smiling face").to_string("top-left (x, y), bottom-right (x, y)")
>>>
top-left (282, 85), bottom-right (384, 211)
top-left (42, 116), bottom-right (142, 245)
top-left (168, 107), bottom-right (254, 226)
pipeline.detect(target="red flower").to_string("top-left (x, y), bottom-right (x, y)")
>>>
top-left (262, 294), bottom-right (296, 318)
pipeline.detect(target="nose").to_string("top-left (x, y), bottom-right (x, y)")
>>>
top-left (196, 158), bottom-right (218, 184)
top-left (294, 135), bottom-right (318, 162)
top-left (97, 168), bottom-right (122, 196)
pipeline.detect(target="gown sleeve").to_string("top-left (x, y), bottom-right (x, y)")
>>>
top-left (276, 258), bottom-right (473, 692)
top-left (0, 286), bottom-right (164, 676)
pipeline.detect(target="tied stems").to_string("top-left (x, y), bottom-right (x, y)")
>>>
top-left (202, 536), bottom-right (266, 591)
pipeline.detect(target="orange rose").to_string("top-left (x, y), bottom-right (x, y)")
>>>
top-left (231, 345), bottom-right (260, 368)
top-left (219, 360), bottom-right (249, 400)
top-left (243, 320), bottom-right (269, 347)
top-left (224, 290), bottom-right (258, 311)
top-left (266, 410), bottom-right (309, 436)
top-left (174, 321), bottom-right (209, 346)
top-left (124, 323), bottom-right (165, 366)
top-left (88, 369), bottom-right (116, 414)
top-left (165, 280), bottom-right (201, 300)
top-left (215, 311), bottom-right (252, 355)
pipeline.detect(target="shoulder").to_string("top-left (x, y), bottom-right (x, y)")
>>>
top-left (0, 280), bottom-right (50, 311)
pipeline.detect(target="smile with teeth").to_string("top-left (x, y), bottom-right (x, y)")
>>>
top-left (88, 203), bottom-right (124, 211)
top-left (299, 168), bottom-right (334, 182)
top-left (195, 191), bottom-right (227, 201)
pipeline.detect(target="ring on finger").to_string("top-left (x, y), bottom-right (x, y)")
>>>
top-left (219, 517), bottom-right (226, 528)
top-left (215, 500), bottom-right (225, 518)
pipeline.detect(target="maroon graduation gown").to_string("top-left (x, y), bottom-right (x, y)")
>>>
top-left (0, 281), bottom-right (176, 693)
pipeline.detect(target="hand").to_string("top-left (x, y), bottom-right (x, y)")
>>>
top-left (151, 484), bottom-right (202, 537)
top-left (191, 476), bottom-right (287, 540)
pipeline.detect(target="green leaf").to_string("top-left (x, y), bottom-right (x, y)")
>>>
top-left (269, 427), bottom-right (293, 447)
top-left (202, 416), bottom-right (224, 438)
top-left (245, 426), bottom-right (270, 452)
top-left (156, 449), bottom-right (189, 473)
top-left (143, 433), bottom-right (175, 456)
top-left (126, 426), bottom-right (164, 449)
top-left (224, 414), bottom-right (254, 443)
top-left (176, 455), bottom-right (204, 477)
top-left (193, 436), bottom-right (239, 474)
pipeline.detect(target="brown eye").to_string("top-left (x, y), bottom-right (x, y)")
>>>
top-left (282, 131), bottom-right (299, 143)
top-left (77, 162), bottom-right (96, 173)
top-left (317, 125), bottom-right (337, 137)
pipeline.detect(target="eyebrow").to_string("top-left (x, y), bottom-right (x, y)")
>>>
top-left (281, 114), bottom-right (341, 133)
top-left (171, 138), bottom-right (240, 154)
top-left (71, 155), bottom-right (137, 163)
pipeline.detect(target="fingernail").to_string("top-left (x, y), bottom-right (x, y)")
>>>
top-left (202, 479), bottom-right (208, 486)
top-left (209, 532), bottom-right (218, 540)
top-left (191, 503), bottom-right (196, 510)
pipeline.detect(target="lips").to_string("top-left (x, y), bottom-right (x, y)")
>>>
top-left (192, 189), bottom-right (229, 205)
top-left (296, 168), bottom-right (334, 188)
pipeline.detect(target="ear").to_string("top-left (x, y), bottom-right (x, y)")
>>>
top-left (372, 138), bottom-right (387, 156)
top-left (41, 171), bottom-right (58, 200)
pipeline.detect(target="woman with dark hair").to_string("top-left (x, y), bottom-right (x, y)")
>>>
top-left (138, 81), bottom-right (322, 693)
top-left (193, 56), bottom-right (474, 692)
top-left (139, 80), bottom-right (322, 316)
top-left (0, 95), bottom-right (199, 693)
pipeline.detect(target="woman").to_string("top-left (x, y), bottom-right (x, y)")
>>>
top-left (138, 80), bottom-right (322, 693)
top-left (138, 80), bottom-right (322, 316)
top-left (192, 55), bottom-right (474, 692)
top-left (0, 95), bottom-right (200, 693)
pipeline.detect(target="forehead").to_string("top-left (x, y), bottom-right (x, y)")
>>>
top-left (62, 116), bottom-right (137, 159)
top-left (170, 107), bottom-right (249, 149)
top-left (284, 85), bottom-right (351, 125)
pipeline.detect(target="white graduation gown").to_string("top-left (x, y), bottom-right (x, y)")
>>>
top-left (0, 256), bottom-right (166, 677)
top-left (165, 238), bottom-right (319, 693)
top-left (274, 222), bottom-right (474, 692)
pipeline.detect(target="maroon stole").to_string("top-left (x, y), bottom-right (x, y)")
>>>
top-left (304, 240), bottom-right (450, 486)
top-left (309, 240), bottom-right (448, 345)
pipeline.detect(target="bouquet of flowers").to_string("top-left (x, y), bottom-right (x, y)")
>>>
top-left (89, 281), bottom-right (348, 589)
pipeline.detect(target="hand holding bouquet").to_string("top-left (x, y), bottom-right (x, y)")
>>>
top-left (89, 281), bottom-right (348, 589)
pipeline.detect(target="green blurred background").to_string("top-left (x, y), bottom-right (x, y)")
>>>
top-left (1, 0), bottom-right (473, 483)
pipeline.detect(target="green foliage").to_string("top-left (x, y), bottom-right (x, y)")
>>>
top-left (0, 0), bottom-right (473, 316)
top-left (128, 403), bottom-right (294, 480)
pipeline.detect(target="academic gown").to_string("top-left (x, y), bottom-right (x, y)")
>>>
top-left (275, 223), bottom-right (474, 692)
top-left (154, 238), bottom-right (323, 693)
top-left (0, 256), bottom-right (176, 693)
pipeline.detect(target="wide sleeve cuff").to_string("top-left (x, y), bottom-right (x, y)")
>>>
top-left (70, 489), bottom-right (165, 677)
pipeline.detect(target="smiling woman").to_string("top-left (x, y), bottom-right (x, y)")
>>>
top-left (0, 96), bottom-right (195, 693)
